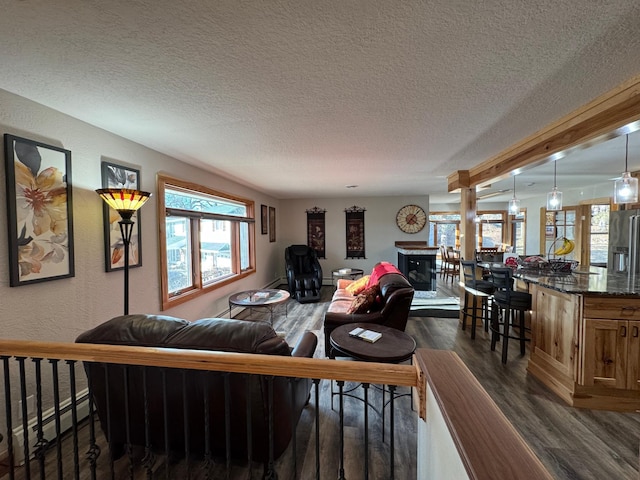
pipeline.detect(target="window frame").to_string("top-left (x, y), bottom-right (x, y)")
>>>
top-left (158, 174), bottom-right (256, 310)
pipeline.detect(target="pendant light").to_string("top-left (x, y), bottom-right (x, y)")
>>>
top-left (613, 134), bottom-right (638, 204)
top-left (546, 160), bottom-right (563, 211)
top-left (508, 175), bottom-right (520, 215)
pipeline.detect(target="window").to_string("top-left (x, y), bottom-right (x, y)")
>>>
top-left (158, 175), bottom-right (255, 309)
top-left (476, 212), bottom-right (505, 249)
top-left (428, 213), bottom-right (461, 247)
top-left (510, 211), bottom-right (526, 255)
top-left (590, 204), bottom-right (610, 266)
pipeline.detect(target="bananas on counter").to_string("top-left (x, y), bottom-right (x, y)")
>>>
top-left (554, 237), bottom-right (575, 256)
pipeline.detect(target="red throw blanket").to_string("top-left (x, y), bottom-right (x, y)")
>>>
top-left (366, 261), bottom-right (401, 288)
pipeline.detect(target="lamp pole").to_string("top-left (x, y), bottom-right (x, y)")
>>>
top-left (117, 212), bottom-right (135, 315)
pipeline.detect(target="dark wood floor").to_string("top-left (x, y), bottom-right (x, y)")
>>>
top-left (4, 278), bottom-right (639, 479)
top-left (268, 280), bottom-right (640, 480)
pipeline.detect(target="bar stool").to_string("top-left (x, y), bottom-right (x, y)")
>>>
top-left (460, 260), bottom-right (495, 339)
top-left (489, 266), bottom-right (532, 364)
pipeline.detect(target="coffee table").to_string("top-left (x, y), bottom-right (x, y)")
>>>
top-left (228, 289), bottom-right (290, 325)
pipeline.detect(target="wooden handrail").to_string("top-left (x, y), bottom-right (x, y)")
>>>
top-left (414, 348), bottom-right (553, 480)
top-left (0, 339), bottom-right (417, 387)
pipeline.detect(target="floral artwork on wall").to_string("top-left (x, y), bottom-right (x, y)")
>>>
top-left (101, 161), bottom-right (143, 271)
top-left (4, 134), bottom-right (75, 286)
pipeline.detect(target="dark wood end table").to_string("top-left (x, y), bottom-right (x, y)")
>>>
top-left (329, 323), bottom-right (416, 362)
top-left (329, 323), bottom-right (416, 442)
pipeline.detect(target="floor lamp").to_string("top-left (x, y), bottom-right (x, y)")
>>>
top-left (96, 188), bottom-right (151, 315)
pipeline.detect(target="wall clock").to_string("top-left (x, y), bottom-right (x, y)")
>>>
top-left (396, 204), bottom-right (427, 234)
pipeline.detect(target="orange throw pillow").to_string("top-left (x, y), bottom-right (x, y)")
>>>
top-left (346, 284), bottom-right (380, 314)
top-left (345, 275), bottom-right (370, 295)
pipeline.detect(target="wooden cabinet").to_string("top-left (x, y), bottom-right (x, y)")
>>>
top-left (529, 285), bottom-right (580, 380)
top-left (527, 287), bottom-right (640, 410)
top-left (581, 319), bottom-right (630, 389)
top-left (581, 296), bottom-right (640, 391)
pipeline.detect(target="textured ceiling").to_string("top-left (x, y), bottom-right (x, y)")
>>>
top-left (1, 0), bottom-right (640, 201)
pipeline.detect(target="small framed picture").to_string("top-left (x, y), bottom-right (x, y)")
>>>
top-left (101, 161), bottom-right (143, 272)
top-left (269, 206), bottom-right (276, 243)
top-left (261, 204), bottom-right (268, 235)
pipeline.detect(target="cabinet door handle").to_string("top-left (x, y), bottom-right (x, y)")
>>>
top-left (634, 326), bottom-right (639, 338)
top-left (621, 326), bottom-right (627, 337)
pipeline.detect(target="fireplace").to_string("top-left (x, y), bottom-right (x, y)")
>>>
top-left (396, 244), bottom-right (437, 291)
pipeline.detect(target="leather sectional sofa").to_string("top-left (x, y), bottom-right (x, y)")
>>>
top-left (76, 314), bottom-right (317, 464)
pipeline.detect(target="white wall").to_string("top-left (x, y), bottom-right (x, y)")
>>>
top-left (279, 196), bottom-right (429, 281)
top-left (417, 384), bottom-right (470, 480)
top-left (0, 88), bottom-right (283, 345)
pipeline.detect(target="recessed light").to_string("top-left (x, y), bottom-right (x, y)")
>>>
top-left (345, 185), bottom-right (358, 188)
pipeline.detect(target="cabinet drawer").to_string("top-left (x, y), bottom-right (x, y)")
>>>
top-left (583, 297), bottom-right (640, 319)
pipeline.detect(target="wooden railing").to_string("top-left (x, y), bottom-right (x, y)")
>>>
top-left (0, 339), bottom-right (552, 479)
top-left (0, 339), bottom-right (418, 479)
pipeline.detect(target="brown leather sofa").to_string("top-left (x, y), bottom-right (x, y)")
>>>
top-left (323, 271), bottom-right (415, 357)
top-left (76, 314), bottom-right (317, 464)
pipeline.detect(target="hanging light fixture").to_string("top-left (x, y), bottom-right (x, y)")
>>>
top-left (614, 134), bottom-right (638, 204)
top-left (508, 175), bottom-right (520, 215)
top-left (546, 160), bottom-right (563, 211)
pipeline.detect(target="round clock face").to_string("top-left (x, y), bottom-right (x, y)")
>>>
top-left (396, 205), bottom-right (427, 234)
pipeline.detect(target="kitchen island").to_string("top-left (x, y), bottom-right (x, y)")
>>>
top-left (518, 266), bottom-right (640, 411)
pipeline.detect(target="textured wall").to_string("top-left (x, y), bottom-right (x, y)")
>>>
top-left (0, 89), bottom-right (283, 342)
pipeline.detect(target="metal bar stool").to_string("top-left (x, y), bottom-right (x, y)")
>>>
top-left (460, 260), bottom-right (494, 339)
top-left (489, 266), bottom-right (532, 364)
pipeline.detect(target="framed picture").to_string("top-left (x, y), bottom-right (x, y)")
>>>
top-left (4, 134), bottom-right (75, 286)
top-left (261, 204), bottom-right (268, 235)
top-left (269, 206), bottom-right (276, 243)
top-left (345, 205), bottom-right (366, 258)
top-left (306, 207), bottom-right (326, 258)
top-left (101, 161), bottom-right (142, 271)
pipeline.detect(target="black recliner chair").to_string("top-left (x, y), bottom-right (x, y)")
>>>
top-left (285, 245), bottom-right (323, 303)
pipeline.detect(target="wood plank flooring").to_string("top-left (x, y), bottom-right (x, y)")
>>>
top-left (3, 278), bottom-right (639, 479)
top-left (266, 280), bottom-right (640, 479)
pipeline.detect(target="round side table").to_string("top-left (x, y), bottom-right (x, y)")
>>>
top-left (331, 268), bottom-right (365, 285)
top-left (329, 323), bottom-right (415, 362)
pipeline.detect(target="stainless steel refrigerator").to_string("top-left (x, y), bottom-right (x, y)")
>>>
top-left (608, 209), bottom-right (640, 273)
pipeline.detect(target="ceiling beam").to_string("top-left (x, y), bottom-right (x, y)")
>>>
top-left (448, 74), bottom-right (640, 192)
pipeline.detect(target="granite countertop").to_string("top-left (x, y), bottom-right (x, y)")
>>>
top-left (396, 247), bottom-right (439, 255)
top-left (514, 265), bottom-right (640, 296)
